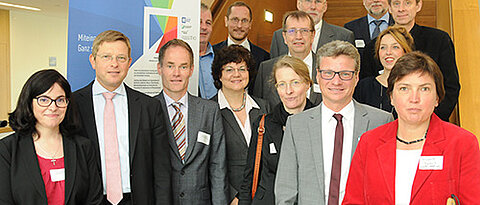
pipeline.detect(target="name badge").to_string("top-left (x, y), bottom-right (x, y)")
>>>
top-left (313, 84), bottom-right (321, 93)
top-left (50, 168), bottom-right (65, 182)
top-left (197, 131), bottom-right (210, 145)
top-left (269, 143), bottom-right (277, 154)
top-left (355, 39), bottom-right (365, 48)
top-left (419, 156), bottom-right (443, 170)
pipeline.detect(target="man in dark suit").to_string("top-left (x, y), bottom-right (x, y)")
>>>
top-left (213, 1), bottom-right (270, 95)
top-left (344, 0), bottom-right (394, 57)
top-left (270, 0), bottom-right (354, 58)
top-left (254, 11), bottom-right (323, 108)
top-left (155, 39), bottom-right (228, 205)
top-left (361, 0), bottom-right (460, 121)
top-left (72, 30), bottom-right (171, 205)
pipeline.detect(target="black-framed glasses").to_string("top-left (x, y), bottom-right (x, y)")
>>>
top-left (34, 96), bottom-right (69, 108)
top-left (318, 70), bottom-right (356, 80)
top-left (283, 28), bottom-right (314, 36)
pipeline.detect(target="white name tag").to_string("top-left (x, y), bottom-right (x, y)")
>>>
top-left (419, 156), bottom-right (443, 170)
top-left (313, 84), bottom-right (321, 93)
top-left (197, 131), bottom-right (210, 145)
top-left (50, 168), bottom-right (65, 182)
top-left (269, 143), bottom-right (277, 154)
top-left (355, 39), bottom-right (365, 48)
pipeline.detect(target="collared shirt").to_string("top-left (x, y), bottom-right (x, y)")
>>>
top-left (287, 51), bottom-right (314, 98)
top-left (367, 12), bottom-right (390, 39)
top-left (217, 89), bottom-right (259, 146)
top-left (312, 20), bottom-right (323, 52)
top-left (92, 80), bottom-right (131, 194)
top-left (321, 100), bottom-right (355, 205)
top-left (199, 43), bottom-right (217, 99)
top-left (227, 37), bottom-right (251, 51)
top-left (163, 92), bottom-right (189, 149)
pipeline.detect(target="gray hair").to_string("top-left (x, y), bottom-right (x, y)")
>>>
top-left (316, 40), bottom-right (360, 72)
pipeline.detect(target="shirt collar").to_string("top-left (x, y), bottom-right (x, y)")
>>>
top-left (367, 12), bottom-right (390, 24)
top-left (227, 37), bottom-right (251, 51)
top-left (92, 79), bottom-right (126, 96)
top-left (202, 43), bottom-right (214, 57)
top-left (315, 20), bottom-right (323, 32)
top-left (163, 91), bottom-right (188, 108)
top-left (217, 89), bottom-right (259, 110)
top-left (322, 100), bottom-right (355, 122)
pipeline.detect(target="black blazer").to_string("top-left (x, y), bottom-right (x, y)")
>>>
top-left (211, 94), bottom-right (269, 202)
top-left (360, 24), bottom-right (460, 121)
top-left (344, 14), bottom-right (395, 57)
top-left (0, 132), bottom-right (103, 205)
top-left (72, 82), bottom-right (172, 204)
top-left (213, 40), bottom-right (271, 95)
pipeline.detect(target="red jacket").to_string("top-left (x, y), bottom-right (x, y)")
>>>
top-left (343, 114), bottom-right (480, 204)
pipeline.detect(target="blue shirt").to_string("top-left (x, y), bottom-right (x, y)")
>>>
top-left (368, 12), bottom-right (390, 39)
top-left (199, 43), bottom-right (217, 99)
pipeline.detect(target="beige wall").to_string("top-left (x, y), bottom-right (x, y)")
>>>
top-left (9, 10), bottom-right (68, 110)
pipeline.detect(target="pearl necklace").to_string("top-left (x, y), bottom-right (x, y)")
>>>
top-left (232, 92), bottom-right (246, 112)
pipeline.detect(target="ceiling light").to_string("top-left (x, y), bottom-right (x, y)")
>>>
top-left (0, 2), bottom-right (41, 11)
top-left (265, 10), bottom-right (273, 23)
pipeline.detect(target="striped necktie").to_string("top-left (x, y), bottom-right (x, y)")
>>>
top-left (172, 102), bottom-right (187, 162)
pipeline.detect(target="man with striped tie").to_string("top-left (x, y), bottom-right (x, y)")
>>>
top-left (154, 39), bottom-right (229, 205)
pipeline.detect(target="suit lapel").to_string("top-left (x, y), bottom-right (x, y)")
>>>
top-left (318, 22), bottom-right (335, 51)
top-left (352, 101), bottom-right (369, 158)
top-left (126, 86), bottom-right (140, 165)
top-left (359, 16), bottom-right (371, 41)
top-left (221, 108), bottom-right (248, 147)
top-left (309, 106), bottom-right (326, 191)
top-left (376, 127), bottom-right (397, 202)
top-left (185, 94), bottom-right (200, 163)
top-left (19, 135), bottom-right (48, 201)
top-left (156, 92), bottom-right (182, 161)
top-left (63, 136), bottom-right (77, 204)
top-left (309, 52), bottom-right (323, 105)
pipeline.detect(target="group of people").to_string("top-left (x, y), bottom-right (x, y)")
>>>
top-left (1, 0), bottom-right (479, 205)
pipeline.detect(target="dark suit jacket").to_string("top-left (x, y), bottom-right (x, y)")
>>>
top-left (72, 82), bottom-right (172, 205)
top-left (360, 24), bottom-right (460, 121)
top-left (0, 132), bottom-right (103, 205)
top-left (211, 94), bottom-right (269, 201)
top-left (343, 114), bottom-right (480, 204)
top-left (344, 14), bottom-right (395, 57)
top-left (269, 21), bottom-right (355, 58)
top-left (155, 92), bottom-right (228, 205)
top-left (253, 53), bottom-right (323, 108)
top-left (213, 40), bottom-right (270, 95)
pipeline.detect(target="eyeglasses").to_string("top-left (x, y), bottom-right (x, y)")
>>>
top-left (318, 70), bottom-right (356, 80)
top-left (228, 17), bottom-right (250, 25)
top-left (283, 28), bottom-right (314, 36)
top-left (302, 0), bottom-right (325, 5)
top-left (223, 66), bottom-right (248, 74)
top-left (97, 54), bottom-right (129, 63)
top-left (34, 96), bottom-right (69, 108)
top-left (275, 80), bottom-right (305, 90)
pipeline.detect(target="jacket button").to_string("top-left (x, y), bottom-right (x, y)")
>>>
top-left (179, 192), bottom-right (185, 197)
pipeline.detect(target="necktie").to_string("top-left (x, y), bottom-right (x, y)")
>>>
top-left (372, 20), bottom-right (383, 39)
top-left (172, 102), bottom-right (187, 162)
top-left (328, 114), bottom-right (343, 205)
top-left (103, 92), bottom-right (123, 204)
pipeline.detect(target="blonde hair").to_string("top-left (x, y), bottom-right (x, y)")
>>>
top-left (375, 25), bottom-right (414, 60)
top-left (271, 56), bottom-right (313, 87)
top-left (92, 30), bottom-right (131, 58)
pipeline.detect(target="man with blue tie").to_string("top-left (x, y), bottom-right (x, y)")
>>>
top-left (155, 39), bottom-right (228, 205)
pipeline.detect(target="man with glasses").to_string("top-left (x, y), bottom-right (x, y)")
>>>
top-left (254, 11), bottom-right (323, 108)
top-left (213, 1), bottom-right (270, 94)
top-left (72, 30), bottom-right (172, 204)
top-left (270, 0), bottom-right (354, 58)
top-left (275, 40), bottom-right (392, 205)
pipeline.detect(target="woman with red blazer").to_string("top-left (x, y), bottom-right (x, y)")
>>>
top-left (343, 52), bottom-right (480, 204)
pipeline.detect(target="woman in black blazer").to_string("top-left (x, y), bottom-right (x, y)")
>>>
top-left (211, 45), bottom-right (270, 204)
top-left (0, 69), bottom-right (102, 205)
top-left (238, 56), bottom-right (315, 204)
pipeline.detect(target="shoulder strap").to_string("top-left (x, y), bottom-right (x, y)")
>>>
top-left (252, 114), bottom-right (266, 199)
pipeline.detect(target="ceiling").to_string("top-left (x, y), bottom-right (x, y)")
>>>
top-left (0, 0), bottom-right (68, 17)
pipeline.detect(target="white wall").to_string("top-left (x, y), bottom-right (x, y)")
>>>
top-left (9, 10), bottom-right (68, 109)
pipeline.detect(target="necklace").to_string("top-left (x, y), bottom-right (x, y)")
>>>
top-left (232, 92), bottom-right (246, 112)
top-left (396, 131), bottom-right (427, 145)
top-left (35, 137), bottom-right (62, 165)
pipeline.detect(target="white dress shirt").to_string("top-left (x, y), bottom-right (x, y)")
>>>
top-left (227, 37), bottom-right (251, 51)
top-left (312, 20), bottom-right (323, 52)
top-left (92, 80), bottom-right (131, 194)
top-left (217, 89), bottom-right (259, 146)
top-left (321, 100), bottom-right (355, 204)
top-left (395, 149), bottom-right (422, 205)
top-left (163, 92), bottom-right (189, 149)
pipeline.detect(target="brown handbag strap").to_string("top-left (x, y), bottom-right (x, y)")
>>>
top-left (252, 114), bottom-right (266, 199)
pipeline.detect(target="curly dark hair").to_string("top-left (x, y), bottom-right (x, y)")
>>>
top-left (211, 45), bottom-right (256, 89)
top-left (8, 69), bottom-right (79, 137)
